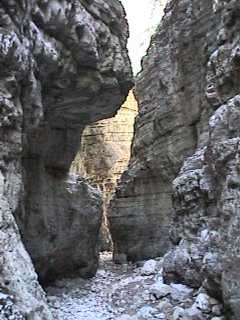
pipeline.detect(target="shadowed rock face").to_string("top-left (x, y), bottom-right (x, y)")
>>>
top-left (20, 0), bottom-right (132, 283)
top-left (109, 0), bottom-right (220, 262)
top-left (163, 1), bottom-right (240, 318)
top-left (110, 0), bottom-right (240, 318)
top-left (0, 0), bottom-right (132, 317)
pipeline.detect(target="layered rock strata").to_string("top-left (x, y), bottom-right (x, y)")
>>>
top-left (0, 0), bottom-right (132, 317)
top-left (71, 90), bottom-right (138, 250)
top-left (109, 0), bottom-right (220, 262)
top-left (163, 1), bottom-right (240, 319)
top-left (110, 0), bottom-right (240, 318)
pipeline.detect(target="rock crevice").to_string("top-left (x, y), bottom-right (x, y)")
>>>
top-left (110, 0), bottom-right (220, 262)
top-left (110, 0), bottom-right (240, 318)
top-left (71, 90), bottom-right (138, 251)
top-left (0, 0), bottom-right (132, 317)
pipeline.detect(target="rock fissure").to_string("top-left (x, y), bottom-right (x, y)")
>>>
top-left (1, 0), bottom-right (240, 319)
top-left (71, 89), bottom-right (138, 251)
top-left (0, 0), bottom-right (132, 318)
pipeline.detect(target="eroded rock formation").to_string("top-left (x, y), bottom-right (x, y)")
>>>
top-left (163, 1), bottom-right (240, 318)
top-left (0, 0), bottom-right (132, 317)
top-left (110, 0), bottom-right (240, 318)
top-left (0, 152), bottom-right (52, 319)
top-left (71, 90), bottom-right (138, 250)
top-left (110, 0), bottom-right (217, 262)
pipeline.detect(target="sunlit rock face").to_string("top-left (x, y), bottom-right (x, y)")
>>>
top-left (71, 90), bottom-right (138, 251)
top-left (110, 0), bottom-right (240, 318)
top-left (0, 0), bottom-right (132, 316)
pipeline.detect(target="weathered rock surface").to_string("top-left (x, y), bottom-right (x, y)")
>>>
top-left (71, 90), bottom-right (138, 251)
top-left (47, 253), bottom-right (224, 320)
top-left (109, 0), bottom-right (219, 262)
top-left (110, 0), bottom-right (240, 318)
top-left (12, 0), bottom-right (131, 283)
top-left (22, 173), bottom-right (103, 283)
top-left (162, 1), bottom-right (240, 319)
top-left (0, 0), bottom-right (132, 317)
top-left (0, 170), bottom-right (52, 319)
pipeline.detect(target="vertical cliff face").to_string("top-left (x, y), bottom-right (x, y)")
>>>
top-left (109, 0), bottom-right (220, 262)
top-left (19, 0), bottom-right (132, 283)
top-left (71, 90), bottom-right (138, 250)
top-left (163, 1), bottom-right (240, 318)
top-left (0, 0), bottom-right (132, 317)
top-left (110, 0), bottom-right (240, 318)
top-left (0, 88), bottom-right (52, 319)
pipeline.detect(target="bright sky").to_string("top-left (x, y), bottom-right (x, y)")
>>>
top-left (120, 0), bottom-right (165, 74)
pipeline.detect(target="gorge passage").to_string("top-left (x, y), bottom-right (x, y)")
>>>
top-left (0, 1), bottom-right (240, 320)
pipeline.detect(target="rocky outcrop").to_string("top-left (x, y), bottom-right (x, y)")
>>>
top-left (71, 90), bottom-right (138, 250)
top-left (109, 0), bottom-right (219, 262)
top-left (0, 160), bottom-right (52, 319)
top-left (163, 1), bottom-right (240, 318)
top-left (0, 0), bottom-right (132, 317)
top-left (19, 0), bottom-right (132, 283)
top-left (110, 0), bottom-right (240, 318)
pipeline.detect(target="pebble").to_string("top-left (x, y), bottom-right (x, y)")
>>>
top-left (173, 306), bottom-right (186, 320)
top-left (157, 299), bottom-right (172, 312)
top-left (136, 305), bottom-right (156, 318)
top-left (155, 314), bottom-right (166, 320)
top-left (170, 284), bottom-right (193, 301)
top-left (46, 252), bottom-right (224, 320)
top-left (150, 282), bottom-right (171, 299)
top-left (117, 315), bottom-right (133, 320)
top-left (194, 293), bottom-right (212, 313)
top-left (186, 305), bottom-right (205, 320)
top-left (141, 260), bottom-right (157, 276)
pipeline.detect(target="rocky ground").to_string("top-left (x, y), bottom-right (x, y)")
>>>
top-left (46, 253), bottom-right (224, 320)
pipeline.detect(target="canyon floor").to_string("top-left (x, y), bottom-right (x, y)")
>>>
top-left (47, 252), bottom-right (159, 320)
top-left (46, 252), bottom-right (223, 320)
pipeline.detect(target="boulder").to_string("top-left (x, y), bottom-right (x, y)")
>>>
top-left (150, 283), bottom-right (171, 299)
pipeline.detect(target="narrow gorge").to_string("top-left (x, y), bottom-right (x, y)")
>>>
top-left (0, 1), bottom-right (240, 320)
top-left (71, 90), bottom-right (138, 250)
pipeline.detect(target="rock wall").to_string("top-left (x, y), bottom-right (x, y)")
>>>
top-left (0, 116), bottom-right (52, 320)
top-left (71, 90), bottom-right (138, 250)
top-left (110, 0), bottom-right (240, 318)
top-left (163, 1), bottom-right (240, 318)
top-left (109, 0), bottom-right (219, 262)
top-left (0, 0), bottom-right (132, 317)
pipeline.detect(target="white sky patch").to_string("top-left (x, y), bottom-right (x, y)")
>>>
top-left (120, 0), bottom-right (165, 74)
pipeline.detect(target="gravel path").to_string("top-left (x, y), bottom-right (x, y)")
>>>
top-left (46, 252), bottom-right (161, 320)
top-left (46, 252), bottom-right (224, 320)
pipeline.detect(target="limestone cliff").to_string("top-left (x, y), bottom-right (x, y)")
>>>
top-left (110, 0), bottom-right (240, 318)
top-left (0, 0), bottom-right (132, 318)
top-left (163, 1), bottom-right (240, 318)
top-left (110, 0), bottom-right (218, 261)
top-left (71, 90), bottom-right (138, 250)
